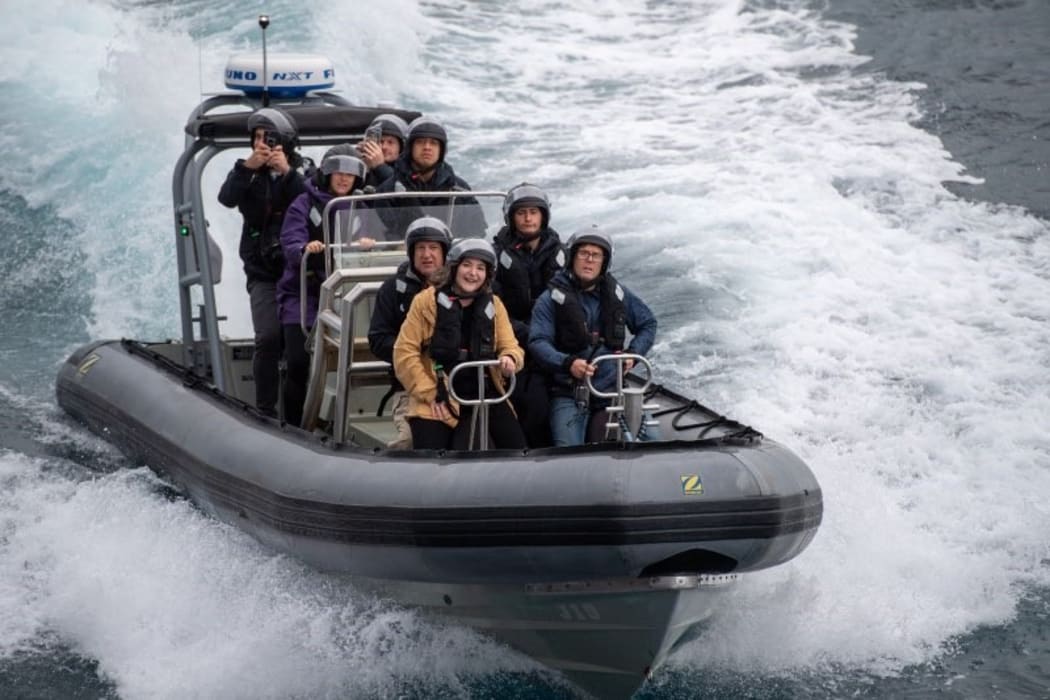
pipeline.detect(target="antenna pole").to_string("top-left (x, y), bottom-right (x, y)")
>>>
top-left (258, 15), bottom-right (270, 106)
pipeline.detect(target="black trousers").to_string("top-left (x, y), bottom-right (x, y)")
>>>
top-left (509, 367), bottom-right (553, 448)
top-left (410, 402), bottom-right (526, 450)
top-left (247, 279), bottom-right (281, 416)
top-left (282, 324), bottom-right (311, 427)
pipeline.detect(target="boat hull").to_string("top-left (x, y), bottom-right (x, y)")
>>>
top-left (57, 341), bottom-right (821, 582)
top-left (356, 573), bottom-right (735, 700)
top-left (56, 339), bottom-right (821, 697)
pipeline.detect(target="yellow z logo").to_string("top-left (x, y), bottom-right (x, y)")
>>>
top-left (681, 475), bottom-right (703, 495)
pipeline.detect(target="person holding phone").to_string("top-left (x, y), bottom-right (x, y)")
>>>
top-left (357, 113), bottom-right (409, 190)
top-left (217, 107), bottom-right (306, 418)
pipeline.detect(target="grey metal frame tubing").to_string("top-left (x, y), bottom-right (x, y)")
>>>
top-left (586, 354), bottom-right (658, 440)
top-left (171, 91), bottom-right (355, 391)
top-left (447, 360), bottom-right (516, 451)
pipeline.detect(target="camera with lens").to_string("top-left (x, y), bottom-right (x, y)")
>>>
top-left (264, 131), bottom-right (281, 148)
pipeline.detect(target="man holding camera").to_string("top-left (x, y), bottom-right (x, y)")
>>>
top-left (218, 106), bottom-right (306, 418)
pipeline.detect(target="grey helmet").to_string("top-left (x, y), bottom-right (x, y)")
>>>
top-left (321, 143), bottom-right (357, 160)
top-left (567, 227), bottom-right (613, 273)
top-left (312, 143), bottom-right (357, 185)
top-left (246, 107), bottom-right (299, 148)
top-left (405, 216), bottom-right (453, 258)
top-left (502, 182), bottom-right (551, 231)
top-left (317, 154), bottom-right (367, 190)
top-left (369, 113), bottom-right (410, 149)
top-left (447, 237), bottom-right (497, 269)
top-left (407, 116), bottom-right (448, 163)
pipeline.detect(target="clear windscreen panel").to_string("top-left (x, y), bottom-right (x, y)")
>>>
top-left (322, 191), bottom-right (506, 272)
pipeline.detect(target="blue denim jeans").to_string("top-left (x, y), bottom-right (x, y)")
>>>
top-left (550, 396), bottom-right (662, 447)
top-left (550, 396), bottom-right (590, 447)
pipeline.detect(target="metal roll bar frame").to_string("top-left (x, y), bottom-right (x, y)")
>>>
top-left (447, 359), bottom-right (517, 450)
top-left (585, 354), bottom-right (660, 442)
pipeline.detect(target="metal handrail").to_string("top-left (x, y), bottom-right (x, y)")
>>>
top-left (584, 354), bottom-right (653, 399)
top-left (300, 271), bottom-right (389, 432)
top-left (299, 249), bottom-right (315, 336)
top-left (319, 190), bottom-right (508, 273)
top-left (332, 282), bottom-right (387, 443)
top-left (584, 354), bottom-right (658, 442)
top-left (446, 359), bottom-right (517, 451)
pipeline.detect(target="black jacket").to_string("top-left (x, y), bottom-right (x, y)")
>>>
top-left (491, 225), bottom-right (565, 344)
top-left (218, 160), bottom-right (306, 282)
top-left (363, 162), bottom-right (395, 192)
top-left (374, 155), bottom-right (483, 238)
top-left (367, 260), bottom-right (427, 390)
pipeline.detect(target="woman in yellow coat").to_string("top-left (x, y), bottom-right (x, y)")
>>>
top-left (394, 238), bottom-right (526, 450)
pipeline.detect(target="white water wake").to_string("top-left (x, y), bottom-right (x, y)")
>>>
top-left (0, 0), bottom-right (1048, 696)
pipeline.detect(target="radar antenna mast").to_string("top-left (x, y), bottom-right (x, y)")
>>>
top-left (258, 14), bottom-right (270, 106)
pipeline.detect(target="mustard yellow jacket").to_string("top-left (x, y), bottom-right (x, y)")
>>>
top-left (393, 288), bottom-right (524, 428)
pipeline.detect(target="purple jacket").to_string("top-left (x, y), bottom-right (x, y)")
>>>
top-left (277, 179), bottom-right (337, 328)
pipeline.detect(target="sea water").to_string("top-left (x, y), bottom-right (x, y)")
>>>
top-left (1, 1), bottom-right (1048, 698)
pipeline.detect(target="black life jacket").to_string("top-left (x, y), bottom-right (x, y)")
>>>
top-left (428, 287), bottom-right (496, 369)
top-left (549, 273), bottom-right (627, 354)
top-left (393, 261), bottom-right (425, 317)
top-left (493, 228), bottom-right (565, 322)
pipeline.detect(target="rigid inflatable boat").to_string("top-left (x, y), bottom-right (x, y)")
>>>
top-left (56, 54), bottom-right (822, 700)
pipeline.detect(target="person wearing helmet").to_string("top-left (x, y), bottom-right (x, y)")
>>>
top-left (491, 183), bottom-right (566, 447)
top-left (367, 216), bottom-right (453, 448)
top-left (374, 116), bottom-right (483, 239)
top-left (218, 106), bottom-right (306, 418)
top-left (528, 227), bottom-right (658, 447)
top-left (276, 152), bottom-right (368, 427)
top-left (357, 113), bottom-right (410, 190)
top-left (393, 238), bottom-right (526, 450)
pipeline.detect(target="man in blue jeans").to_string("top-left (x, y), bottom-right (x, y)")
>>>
top-left (528, 228), bottom-right (658, 446)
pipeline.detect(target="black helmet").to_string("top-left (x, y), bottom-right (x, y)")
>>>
top-left (405, 216), bottom-right (453, 258)
top-left (407, 116), bottom-right (447, 163)
top-left (567, 227), bottom-right (613, 273)
top-left (369, 113), bottom-right (410, 149)
top-left (317, 154), bottom-right (367, 190)
top-left (246, 107), bottom-right (299, 148)
top-left (502, 182), bottom-right (551, 231)
top-left (447, 238), bottom-right (496, 269)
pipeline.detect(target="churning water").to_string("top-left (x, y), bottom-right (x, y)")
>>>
top-left (1, 1), bottom-right (1048, 698)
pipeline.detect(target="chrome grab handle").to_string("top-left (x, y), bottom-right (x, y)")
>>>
top-left (584, 353), bottom-right (653, 399)
top-left (446, 359), bottom-right (517, 451)
top-left (584, 354), bottom-right (657, 442)
top-left (446, 359), bottom-right (517, 406)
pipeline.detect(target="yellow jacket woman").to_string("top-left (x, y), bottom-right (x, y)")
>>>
top-left (394, 238), bottom-right (526, 450)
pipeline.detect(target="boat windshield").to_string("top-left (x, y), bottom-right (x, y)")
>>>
top-left (320, 190), bottom-right (506, 271)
